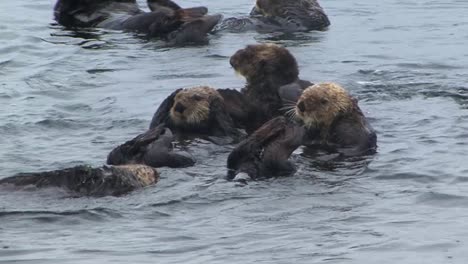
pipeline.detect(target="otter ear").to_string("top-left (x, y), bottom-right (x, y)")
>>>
top-left (149, 89), bottom-right (182, 129)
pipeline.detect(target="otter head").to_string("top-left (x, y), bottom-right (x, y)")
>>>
top-left (113, 165), bottom-right (160, 186)
top-left (229, 44), bottom-right (299, 85)
top-left (169, 86), bottom-right (223, 126)
top-left (295, 83), bottom-right (354, 129)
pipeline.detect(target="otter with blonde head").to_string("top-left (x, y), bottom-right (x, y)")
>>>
top-left (293, 82), bottom-right (377, 156)
top-left (149, 86), bottom-right (242, 142)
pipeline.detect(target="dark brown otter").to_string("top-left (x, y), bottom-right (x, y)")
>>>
top-left (0, 165), bottom-right (158, 197)
top-left (215, 0), bottom-right (330, 33)
top-left (227, 116), bottom-right (304, 181)
top-left (294, 82), bottom-right (377, 156)
top-left (229, 44), bottom-right (312, 133)
top-left (107, 124), bottom-right (195, 168)
top-left (254, 0), bottom-right (330, 31)
top-left (149, 86), bottom-right (243, 143)
top-left (53, 0), bottom-right (221, 45)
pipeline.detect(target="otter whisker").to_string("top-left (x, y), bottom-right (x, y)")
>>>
top-left (280, 104), bottom-right (296, 112)
top-left (281, 99), bottom-right (298, 105)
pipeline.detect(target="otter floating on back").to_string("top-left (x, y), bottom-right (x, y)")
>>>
top-left (53, 0), bottom-right (222, 45)
top-left (293, 82), bottom-right (377, 156)
top-left (149, 86), bottom-right (243, 143)
top-left (0, 165), bottom-right (159, 197)
top-left (215, 0), bottom-right (330, 33)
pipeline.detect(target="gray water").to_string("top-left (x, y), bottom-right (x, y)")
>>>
top-left (1, 0), bottom-right (468, 263)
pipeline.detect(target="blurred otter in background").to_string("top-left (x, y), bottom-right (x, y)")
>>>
top-left (53, 0), bottom-right (221, 45)
top-left (215, 0), bottom-right (330, 33)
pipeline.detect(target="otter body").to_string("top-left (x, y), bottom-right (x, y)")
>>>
top-left (230, 44), bottom-right (312, 133)
top-left (215, 0), bottom-right (330, 33)
top-left (53, 0), bottom-right (221, 44)
top-left (295, 83), bottom-right (377, 156)
top-left (149, 86), bottom-right (243, 143)
top-left (0, 165), bottom-right (159, 197)
top-left (227, 116), bottom-right (304, 181)
top-left (107, 124), bottom-right (195, 168)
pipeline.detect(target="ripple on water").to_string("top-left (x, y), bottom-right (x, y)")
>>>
top-left (416, 192), bottom-right (468, 208)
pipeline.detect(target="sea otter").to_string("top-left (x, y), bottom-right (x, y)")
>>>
top-left (53, 0), bottom-right (221, 45)
top-left (215, 0), bottom-right (330, 33)
top-left (253, 0), bottom-right (330, 31)
top-left (0, 164), bottom-right (158, 197)
top-left (293, 82), bottom-right (377, 156)
top-left (107, 124), bottom-right (195, 168)
top-left (227, 116), bottom-right (304, 181)
top-left (149, 86), bottom-right (243, 143)
top-left (229, 44), bottom-right (312, 133)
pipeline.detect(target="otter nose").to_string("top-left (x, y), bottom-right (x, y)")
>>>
top-left (297, 101), bottom-right (306, 112)
top-left (174, 103), bottom-right (186, 114)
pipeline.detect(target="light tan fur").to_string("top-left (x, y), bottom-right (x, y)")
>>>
top-left (295, 82), bottom-right (353, 131)
top-left (170, 86), bottom-right (223, 125)
top-left (114, 165), bottom-right (159, 186)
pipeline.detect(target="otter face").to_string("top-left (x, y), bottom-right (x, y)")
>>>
top-left (295, 83), bottom-right (353, 129)
top-left (229, 44), bottom-right (299, 84)
top-left (169, 86), bottom-right (222, 126)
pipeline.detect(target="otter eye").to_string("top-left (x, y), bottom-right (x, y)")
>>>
top-left (192, 95), bottom-right (203, 101)
top-left (297, 101), bottom-right (305, 112)
top-left (320, 98), bottom-right (329, 105)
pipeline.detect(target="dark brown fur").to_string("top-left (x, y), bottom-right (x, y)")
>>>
top-left (0, 165), bottom-right (159, 197)
top-left (53, 0), bottom-right (220, 44)
top-left (107, 124), bottom-right (195, 168)
top-left (227, 116), bottom-right (304, 180)
top-left (229, 44), bottom-right (310, 133)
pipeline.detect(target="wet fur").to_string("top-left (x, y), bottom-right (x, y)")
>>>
top-left (53, 0), bottom-right (220, 44)
top-left (230, 44), bottom-right (310, 133)
top-left (227, 116), bottom-right (304, 180)
top-left (107, 124), bottom-right (195, 168)
top-left (149, 87), bottom-right (242, 142)
top-left (255, 0), bottom-right (330, 31)
top-left (295, 83), bottom-right (377, 156)
top-left (0, 165), bottom-right (159, 197)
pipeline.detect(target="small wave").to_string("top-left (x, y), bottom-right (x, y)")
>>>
top-left (374, 172), bottom-right (439, 183)
top-left (0, 208), bottom-right (122, 222)
top-left (416, 191), bottom-right (468, 208)
top-left (35, 119), bottom-right (86, 130)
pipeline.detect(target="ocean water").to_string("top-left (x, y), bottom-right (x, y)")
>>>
top-left (1, 0), bottom-right (468, 263)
